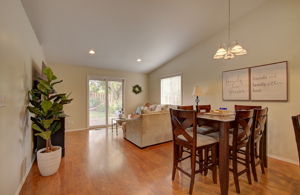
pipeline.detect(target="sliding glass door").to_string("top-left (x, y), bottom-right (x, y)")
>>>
top-left (108, 81), bottom-right (123, 125)
top-left (88, 79), bottom-right (106, 127)
top-left (88, 78), bottom-right (124, 128)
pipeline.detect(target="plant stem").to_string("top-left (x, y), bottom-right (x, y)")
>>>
top-left (46, 138), bottom-right (52, 152)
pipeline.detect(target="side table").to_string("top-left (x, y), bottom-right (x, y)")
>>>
top-left (111, 118), bottom-right (127, 135)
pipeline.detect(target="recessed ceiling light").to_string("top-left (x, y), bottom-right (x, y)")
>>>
top-left (89, 50), bottom-right (95, 55)
top-left (137, 58), bottom-right (142, 62)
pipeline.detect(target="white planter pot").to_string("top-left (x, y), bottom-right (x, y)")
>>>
top-left (37, 146), bottom-right (62, 176)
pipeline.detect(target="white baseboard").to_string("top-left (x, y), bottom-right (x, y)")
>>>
top-left (268, 154), bottom-right (299, 165)
top-left (65, 128), bottom-right (87, 132)
top-left (15, 155), bottom-right (36, 195)
top-left (66, 126), bottom-right (112, 132)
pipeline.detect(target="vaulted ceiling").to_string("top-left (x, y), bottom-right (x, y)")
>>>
top-left (22, 0), bottom-right (267, 73)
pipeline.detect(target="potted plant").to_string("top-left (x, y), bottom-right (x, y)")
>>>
top-left (27, 66), bottom-right (72, 176)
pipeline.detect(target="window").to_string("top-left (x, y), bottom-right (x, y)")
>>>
top-left (160, 75), bottom-right (182, 105)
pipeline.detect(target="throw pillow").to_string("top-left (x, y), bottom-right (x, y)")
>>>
top-left (135, 106), bottom-right (143, 115)
top-left (155, 105), bottom-right (162, 111)
top-left (149, 104), bottom-right (157, 111)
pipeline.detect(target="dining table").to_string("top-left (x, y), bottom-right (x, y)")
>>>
top-left (197, 112), bottom-right (268, 195)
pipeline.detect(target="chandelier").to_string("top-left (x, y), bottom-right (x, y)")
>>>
top-left (213, 0), bottom-right (247, 60)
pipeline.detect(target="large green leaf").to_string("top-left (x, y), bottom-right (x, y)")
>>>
top-left (27, 106), bottom-right (43, 116)
top-left (43, 67), bottom-right (57, 81)
top-left (49, 93), bottom-right (65, 101)
top-left (32, 123), bottom-right (44, 132)
top-left (60, 99), bottom-right (73, 105)
top-left (41, 100), bottom-right (52, 113)
top-left (41, 119), bottom-right (54, 129)
top-left (50, 121), bottom-right (61, 134)
top-left (38, 80), bottom-right (52, 90)
top-left (37, 82), bottom-right (49, 94)
top-left (51, 80), bottom-right (63, 87)
top-left (52, 103), bottom-right (63, 113)
top-left (35, 131), bottom-right (52, 140)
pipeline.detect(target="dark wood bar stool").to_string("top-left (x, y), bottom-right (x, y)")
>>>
top-left (197, 105), bottom-right (217, 135)
top-left (178, 105), bottom-right (216, 135)
top-left (197, 105), bottom-right (211, 113)
top-left (250, 108), bottom-right (268, 181)
top-left (196, 104), bottom-right (216, 175)
top-left (292, 114), bottom-right (300, 166)
top-left (234, 105), bottom-right (268, 169)
top-left (233, 106), bottom-right (261, 134)
top-left (170, 109), bottom-right (218, 194)
top-left (230, 110), bottom-right (255, 193)
top-left (177, 105), bottom-right (209, 169)
top-left (235, 105), bottom-right (262, 111)
top-left (177, 105), bottom-right (194, 110)
top-left (207, 110), bottom-right (255, 193)
top-left (178, 104), bottom-right (215, 173)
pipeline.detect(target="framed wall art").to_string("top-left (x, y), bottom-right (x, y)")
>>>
top-left (250, 61), bottom-right (288, 101)
top-left (222, 68), bottom-right (250, 101)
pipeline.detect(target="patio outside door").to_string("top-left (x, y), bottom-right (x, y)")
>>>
top-left (88, 78), bottom-right (124, 128)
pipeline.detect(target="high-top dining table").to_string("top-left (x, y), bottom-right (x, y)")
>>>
top-left (197, 113), bottom-right (268, 195)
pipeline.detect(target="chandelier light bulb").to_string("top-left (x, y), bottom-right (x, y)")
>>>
top-left (230, 42), bottom-right (244, 54)
top-left (216, 46), bottom-right (227, 56)
top-left (214, 54), bottom-right (224, 59)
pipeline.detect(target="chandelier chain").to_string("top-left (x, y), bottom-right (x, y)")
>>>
top-left (228, 0), bottom-right (231, 42)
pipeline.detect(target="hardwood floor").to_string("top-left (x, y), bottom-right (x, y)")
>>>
top-left (20, 129), bottom-right (300, 195)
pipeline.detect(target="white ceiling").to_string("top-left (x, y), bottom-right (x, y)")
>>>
top-left (22, 0), bottom-right (267, 73)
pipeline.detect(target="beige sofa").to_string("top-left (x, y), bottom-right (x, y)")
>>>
top-left (124, 111), bottom-right (172, 148)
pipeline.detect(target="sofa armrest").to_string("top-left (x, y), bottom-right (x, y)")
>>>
top-left (124, 112), bottom-right (172, 148)
top-left (140, 112), bottom-right (172, 146)
top-left (124, 117), bottom-right (143, 147)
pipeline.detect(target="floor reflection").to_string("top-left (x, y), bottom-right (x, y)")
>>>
top-left (88, 129), bottom-right (124, 175)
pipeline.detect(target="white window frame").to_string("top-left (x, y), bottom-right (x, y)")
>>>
top-left (160, 73), bottom-right (182, 105)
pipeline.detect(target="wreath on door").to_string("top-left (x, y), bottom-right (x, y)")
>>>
top-left (132, 84), bottom-right (142, 94)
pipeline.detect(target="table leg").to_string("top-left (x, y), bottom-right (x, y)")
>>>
top-left (263, 119), bottom-right (268, 168)
top-left (219, 122), bottom-right (230, 195)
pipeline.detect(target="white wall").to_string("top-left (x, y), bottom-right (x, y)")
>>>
top-left (0, 0), bottom-right (45, 194)
top-left (50, 64), bottom-right (148, 131)
top-left (148, 0), bottom-right (300, 164)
